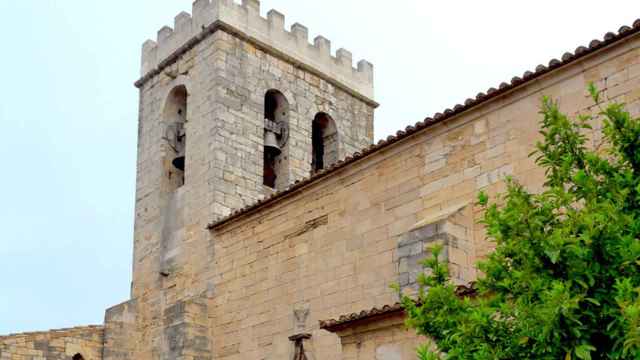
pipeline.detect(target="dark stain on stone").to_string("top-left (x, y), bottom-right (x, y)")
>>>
top-left (284, 215), bottom-right (328, 240)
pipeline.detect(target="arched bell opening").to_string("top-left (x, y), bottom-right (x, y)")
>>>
top-left (162, 85), bottom-right (188, 191)
top-left (72, 354), bottom-right (85, 360)
top-left (263, 89), bottom-right (290, 189)
top-left (312, 112), bottom-right (338, 172)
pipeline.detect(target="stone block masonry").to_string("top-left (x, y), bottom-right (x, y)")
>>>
top-left (128, 0), bottom-right (377, 358)
top-left (206, 32), bottom-right (640, 359)
top-left (334, 314), bottom-right (427, 360)
top-left (139, 0), bottom-right (375, 101)
top-left (102, 300), bottom-right (137, 360)
top-left (0, 326), bottom-right (104, 360)
top-left (397, 203), bottom-right (474, 292)
top-left (2, 4), bottom-right (639, 360)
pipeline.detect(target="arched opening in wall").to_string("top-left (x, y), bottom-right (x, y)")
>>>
top-left (263, 89), bottom-right (290, 189)
top-left (72, 354), bottom-right (85, 360)
top-left (312, 112), bottom-right (338, 172)
top-left (162, 85), bottom-right (188, 191)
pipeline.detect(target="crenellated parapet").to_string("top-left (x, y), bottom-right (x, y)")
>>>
top-left (138, 0), bottom-right (374, 100)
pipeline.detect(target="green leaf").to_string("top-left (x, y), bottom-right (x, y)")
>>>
top-left (584, 298), bottom-right (600, 306)
top-left (400, 88), bottom-right (640, 360)
top-left (545, 249), bottom-right (561, 264)
top-left (575, 344), bottom-right (595, 360)
top-left (478, 191), bottom-right (489, 206)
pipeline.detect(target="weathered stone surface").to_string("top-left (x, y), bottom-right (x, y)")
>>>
top-left (0, 326), bottom-right (104, 360)
top-left (204, 36), bottom-right (640, 359)
top-left (139, 0), bottom-right (375, 100)
top-left (3, 4), bottom-right (640, 360)
top-left (127, 2), bottom-right (375, 359)
top-left (335, 314), bottom-right (426, 360)
top-left (103, 299), bottom-right (137, 360)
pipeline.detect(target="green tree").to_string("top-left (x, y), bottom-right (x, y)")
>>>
top-left (398, 86), bottom-right (640, 360)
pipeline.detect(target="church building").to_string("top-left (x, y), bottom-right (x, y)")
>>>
top-left (2, 1), bottom-right (640, 359)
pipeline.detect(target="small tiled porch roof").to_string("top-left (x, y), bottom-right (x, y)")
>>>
top-left (320, 284), bottom-right (478, 332)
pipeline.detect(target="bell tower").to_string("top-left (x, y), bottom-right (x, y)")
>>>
top-left (118, 0), bottom-right (377, 358)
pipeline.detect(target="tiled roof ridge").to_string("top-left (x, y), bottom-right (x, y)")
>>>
top-left (0, 325), bottom-right (104, 340)
top-left (208, 18), bottom-right (640, 231)
top-left (319, 283), bottom-right (478, 332)
top-left (319, 303), bottom-right (404, 332)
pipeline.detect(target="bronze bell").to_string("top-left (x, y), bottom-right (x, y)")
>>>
top-left (171, 124), bottom-right (186, 171)
top-left (172, 148), bottom-right (185, 172)
top-left (264, 130), bottom-right (281, 157)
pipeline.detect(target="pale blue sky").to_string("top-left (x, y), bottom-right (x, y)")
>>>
top-left (0, 0), bottom-right (638, 334)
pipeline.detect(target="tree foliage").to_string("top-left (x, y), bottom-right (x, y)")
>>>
top-left (399, 87), bottom-right (640, 359)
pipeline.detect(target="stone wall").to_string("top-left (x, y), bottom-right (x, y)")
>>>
top-left (103, 300), bottom-right (137, 360)
top-left (6, 4), bottom-right (638, 360)
top-left (397, 203), bottom-right (473, 292)
top-left (205, 33), bottom-right (640, 359)
top-left (334, 315), bottom-right (426, 360)
top-left (0, 326), bottom-right (104, 360)
top-left (138, 0), bottom-right (375, 100)
top-left (205, 29), bottom-right (375, 200)
top-left (129, 2), bottom-right (376, 356)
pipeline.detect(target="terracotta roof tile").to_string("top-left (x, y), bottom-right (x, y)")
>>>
top-left (319, 303), bottom-right (404, 332)
top-left (208, 18), bottom-right (640, 230)
top-left (319, 284), bottom-right (478, 332)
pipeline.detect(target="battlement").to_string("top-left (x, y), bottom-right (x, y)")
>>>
top-left (139, 0), bottom-right (374, 100)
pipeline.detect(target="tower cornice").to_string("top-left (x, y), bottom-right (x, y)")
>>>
top-left (135, 0), bottom-right (377, 106)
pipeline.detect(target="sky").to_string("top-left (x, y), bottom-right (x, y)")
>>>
top-left (0, 0), bottom-right (639, 335)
